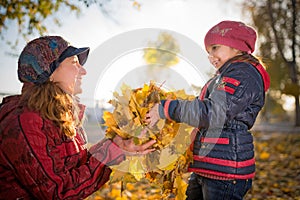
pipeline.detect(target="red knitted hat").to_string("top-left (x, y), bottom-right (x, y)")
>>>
top-left (204, 20), bottom-right (257, 54)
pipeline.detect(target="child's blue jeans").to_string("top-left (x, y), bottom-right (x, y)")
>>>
top-left (186, 173), bottom-right (252, 200)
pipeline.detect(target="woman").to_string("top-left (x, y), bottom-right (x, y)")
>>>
top-left (146, 21), bottom-right (270, 199)
top-left (0, 36), bottom-right (155, 199)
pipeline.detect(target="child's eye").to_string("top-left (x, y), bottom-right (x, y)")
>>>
top-left (207, 45), bottom-right (219, 55)
top-left (212, 45), bottom-right (219, 50)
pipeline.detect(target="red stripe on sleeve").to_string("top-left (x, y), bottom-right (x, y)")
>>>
top-left (217, 86), bottom-right (235, 94)
top-left (222, 77), bottom-right (240, 86)
top-left (163, 100), bottom-right (172, 121)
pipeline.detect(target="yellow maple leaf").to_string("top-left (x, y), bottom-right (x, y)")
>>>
top-left (259, 151), bottom-right (270, 160)
top-left (129, 157), bottom-right (146, 181)
top-left (174, 176), bottom-right (188, 200)
top-left (102, 111), bottom-right (117, 127)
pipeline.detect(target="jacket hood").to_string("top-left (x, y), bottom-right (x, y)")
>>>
top-left (218, 60), bottom-right (270, 92)
top-left (254, 63), bottom-right (270, 92)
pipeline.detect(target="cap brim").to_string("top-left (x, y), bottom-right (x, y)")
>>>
top-left (58, 46), bottom-right (90, 66)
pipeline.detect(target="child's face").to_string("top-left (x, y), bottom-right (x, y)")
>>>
top-left (206, 44), bottom-right (242, 69)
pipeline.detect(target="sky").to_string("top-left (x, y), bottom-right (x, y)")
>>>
top-left (0, 0), bottom-right (245, 107)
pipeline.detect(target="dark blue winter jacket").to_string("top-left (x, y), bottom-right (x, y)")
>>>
top-left (158, 59), bottom-right (270, 180)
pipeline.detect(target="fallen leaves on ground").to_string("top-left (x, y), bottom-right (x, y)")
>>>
top-left (245, 132), bottom-right (300, 200)
top-left (85, 131), bottom-right (300, 200)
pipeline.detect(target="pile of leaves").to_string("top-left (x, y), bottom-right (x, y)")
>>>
top-left (102, 81), bottom-right (195, 199)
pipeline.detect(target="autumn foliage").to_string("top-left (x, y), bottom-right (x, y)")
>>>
top-left (87, 82), bottom-right (300, 200)
top-left (102, 81), bottom-right (195, 199)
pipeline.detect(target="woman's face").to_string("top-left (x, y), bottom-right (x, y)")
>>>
top-left (50, 55), bottom-right (87, 95)
top-left (206, 44), bottom-right (241, 69)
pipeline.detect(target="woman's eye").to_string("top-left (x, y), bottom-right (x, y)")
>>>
top-left (72, 60), bottom-right (79, 64)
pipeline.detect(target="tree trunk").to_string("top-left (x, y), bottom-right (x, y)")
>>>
top-left (289, 61), bottom-right (299, 126)
top-left (290, 61), bottom-right (299, 126)
top-left (267, 0), bottom-right (300, 126)
top-left (290, 0), bottom-right (300, 127)
top-left (295, 95), bottom-right (300, 126)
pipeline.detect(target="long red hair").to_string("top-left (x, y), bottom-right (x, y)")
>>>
top-left (20, 81), bottom-right (81, 137)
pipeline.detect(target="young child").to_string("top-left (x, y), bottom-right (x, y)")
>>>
top-left (146, 20), bottom-right (270, 199)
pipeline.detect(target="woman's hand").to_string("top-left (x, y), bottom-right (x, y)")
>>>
top-left (112, 103), bottom-right (161, 156)
top-left (145, 103), bottom-right (160, 128)
top-left (113, 135), bottom-right (156, 155)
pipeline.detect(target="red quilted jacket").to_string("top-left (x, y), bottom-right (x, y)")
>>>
top-left (0, 95), bottom-right (125, 199)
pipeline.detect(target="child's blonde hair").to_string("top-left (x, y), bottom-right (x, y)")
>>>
top-left (230, 53), bottom-right (267, 69)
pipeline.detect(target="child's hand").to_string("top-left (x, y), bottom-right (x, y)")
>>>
top-left (145, 103), bottom-right (160, 128)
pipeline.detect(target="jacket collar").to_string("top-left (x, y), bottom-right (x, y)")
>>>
top-left (217, 60), bottom-right (270, 92)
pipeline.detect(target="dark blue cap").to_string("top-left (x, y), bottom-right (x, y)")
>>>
top-left (50, 46), bottom-right (90, 74)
